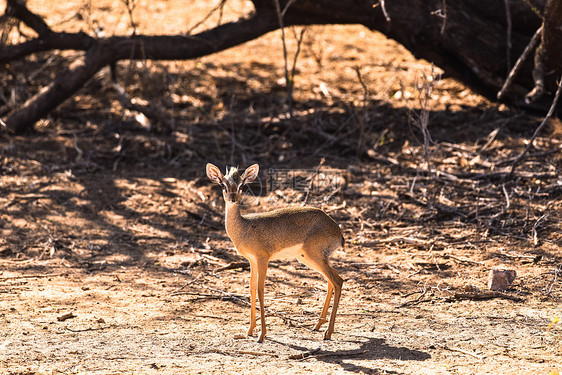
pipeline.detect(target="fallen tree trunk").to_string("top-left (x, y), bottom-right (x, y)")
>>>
top-left (0, 0), bottom-right (560, 133)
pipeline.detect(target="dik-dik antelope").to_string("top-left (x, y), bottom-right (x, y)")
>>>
top-left (206, 163), bottom-right (344, 342)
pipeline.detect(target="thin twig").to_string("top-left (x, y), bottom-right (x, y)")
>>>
top-left (440, 0), bottom-right (447, 34)
top-left (207, 348), bottom-right (278, 357)
top-left (288, 348), bottom-right (321, 360)
top-left (447, 291), bottom-right (524, 303)
top-left (501, 183), bottom-right (510, 211)
top-left (169, 274), bottom-right (202, 295)
top-left (174, 291), bottom-right (249, 307)
top-left (399, 286), bottom-right (429, 307)
top-left (437, 344), bottom-right (484, 360)
top-left (289, 348), bottom-right (368, 361)
top-left (0, 273), bottom-right (62, 281)
top-left (307, 349), bottom-right (369, 360)
top-left (281, 0), bottom-right (297, 16)
top-left (216, 261), bottom-right (250, 272)
top-left (236, 350), bottom-right (278, 357)
top-left (186, 0), bottom-right (228, 34)
top-left (443, 254), bottom-right (484, 265)
top-left (409, 66), bottom-right (438, 174)
top-left (120, 0), bottom-right (138, 36)
top-left (273, 0), bottom-right (292, 115)
top-left (532, 213), bottom-right (548, 246)
top-left (66, 325), bottom-right (116, 333)
top-left (354, 67), bottom-right (369, 105)
top-left (302, 158), bottom-right (325, 205)
top-left (545, 267), bottom-right (560, 295)
top-left (379, 0), bottom-right (391, 22)
top-left (479, 128), bottom-right (501, 153)
top-left (430, 0), bottom-right (447, 34)
top-left (497, 26), bottom-right (542, 100)
top-left (509, 76), bottom-right (562, 177)
top-left (402, 290), bottom-right (525, 307)
top-left (354, 66), bottom-right (369, 157)
top-left (290, 26), bottom-right (307, 88)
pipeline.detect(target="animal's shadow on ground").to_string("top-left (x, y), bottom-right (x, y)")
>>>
top-left (271, 336), bottom-right (430, 374)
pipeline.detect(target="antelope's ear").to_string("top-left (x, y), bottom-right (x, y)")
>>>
top-left (241, 164), bottom-right (259, 184)
top-left (206, 163), bottom-right (224, 184)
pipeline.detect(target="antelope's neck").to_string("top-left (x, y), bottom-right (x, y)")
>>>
top-left (225, 202), bottom-right (245, 243)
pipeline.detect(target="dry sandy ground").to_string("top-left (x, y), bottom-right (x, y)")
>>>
top-left (1, 0), bottom-right (561, 374)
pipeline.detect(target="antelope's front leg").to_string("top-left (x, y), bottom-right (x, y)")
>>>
top-left (256, 257), bottom-right (269, 343)
top-left (247, 261), bottom-right (257, 337)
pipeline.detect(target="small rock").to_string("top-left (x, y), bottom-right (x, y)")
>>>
top-left (488, 268), bottom-right (517, 291)
top-left (57, 312), bottom-right (76, 322)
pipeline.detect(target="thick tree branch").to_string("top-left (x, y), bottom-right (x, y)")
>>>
top-left (0, 0), bottom-right (545, 98)
top-left (1, 0), bottom-right (560, 134)
top-left (0, 13), bottom-right (282, 64)
top-left (3, 12), bottom-right (282, 133)
top-left (4, 46), bottom-right (113, 134)
top-left (0, 32), bottom-right (96, 63)
top-left (1, 1), bottom-right (377, 64)
top-left (110, 14), bottom-right (280, 61)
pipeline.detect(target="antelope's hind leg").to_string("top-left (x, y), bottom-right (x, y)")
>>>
top-left (298, 248), bottom-right (343, 340)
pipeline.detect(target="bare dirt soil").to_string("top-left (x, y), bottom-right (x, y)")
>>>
top-left (0, 1), bottom-right (561, 374)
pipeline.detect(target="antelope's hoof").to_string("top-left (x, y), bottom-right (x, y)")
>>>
top-left (313, 319), bottom-right (327, 332)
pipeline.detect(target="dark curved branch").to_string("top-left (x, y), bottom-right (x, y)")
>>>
top-left (109, 14), bottom-right (280, 61)
top-left (1, 0), bottom-right (378, 64)
top-left (3, 11), bottom-right (282, 133)
top-left (2, 0), bottom-right (544, 100)
top-left (0, 13), bottom-right (282, 64)
top-left (4, 46), bottom-right (113, 134)
top-left (0, 1), bottom-right (91, 63)
top-left (0, 32), bottom-right (96, 63)
top-left (6, 0), bottom-right (52, 36)
top-left (1, 0), bottom-right (560, 134)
